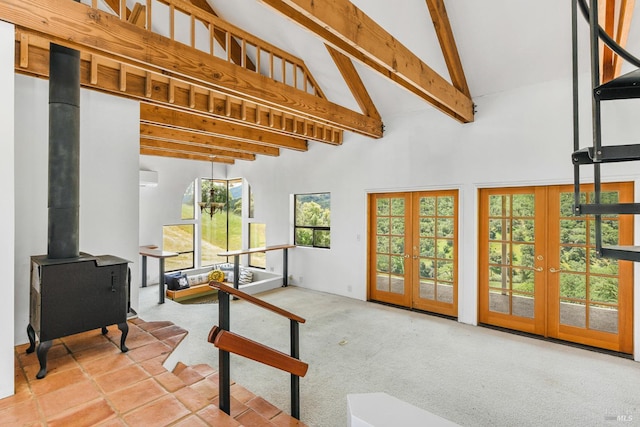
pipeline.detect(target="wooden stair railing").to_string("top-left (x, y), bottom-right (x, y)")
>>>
top-left (208, 282), bottom-right (307, 420)
top-left (208, 326), bottom-right (309, 377)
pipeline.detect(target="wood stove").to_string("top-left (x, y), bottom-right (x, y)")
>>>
top-left (26, 41), bottom-right (131, 379)
top-left (27, 254), bottom-right (130, 378)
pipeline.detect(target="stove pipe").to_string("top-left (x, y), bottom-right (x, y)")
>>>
top-left (47, 43), bottom-right (80, 259)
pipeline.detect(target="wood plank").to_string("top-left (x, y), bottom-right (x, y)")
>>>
top-left (140, 147), bottom-right (235, 163)
top-left (211, 329), bottom-right (309, 377)
top-left (260, 0), bottom-right (474, 123)
top-left (140, 137), bottom-right (257, 160)
top-left (2, 0), bottom-right (382, 137)
top-left (210, 282), bottom-right (306, 323)
top-left (326, 45), bottom-right (381, 120)
top-left (424, 0), bottom-right (470, 97)
top-left (140, 104), bottom-right (309, 151)
top-left (140, 123), bottom-right (281, 156)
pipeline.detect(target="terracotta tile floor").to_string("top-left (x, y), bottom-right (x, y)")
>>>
top-left (1, 318), bottom-right (306, 427)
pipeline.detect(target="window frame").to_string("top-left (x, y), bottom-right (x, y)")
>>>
top-left (294, 192), bottom-right (331, 248)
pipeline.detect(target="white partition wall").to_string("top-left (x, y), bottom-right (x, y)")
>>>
top-left (0, 20), bottom-right (15, 399)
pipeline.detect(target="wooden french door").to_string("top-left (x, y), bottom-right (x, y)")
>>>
top-left (369, 190), bottom-right (458, 317)
top-left (479, 183), bottom-right (633, 353)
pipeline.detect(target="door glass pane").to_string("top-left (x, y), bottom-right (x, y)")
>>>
top-left (489, 242), bottom-right (510, 265)
top-left (436, 239), bottom-right (454, 259)
top-left (377, 218), bottom-right (390, 234)
top-left (489, 289), bottom-right (510, 314)
top-left (437, 218), bottom-right (454, 238)
top-left (390, 237), bottom-right (404, 255)
top-left (512, 194), bottom-right (535, 217)
top-left (377, 198), bottom-right (390, 215)
top-left (511, 219), bottom-right (534, 242)
top-left (391, 218), bottom-right (405, 235)
top-left (512, 292), bottom-right (534, 318)
top-left (512, 244), bottom-right (534, 267)
top-left (560, 220), bottom-right (586, 244)
top-left (420, 217), bottom-right (435, 237)
top-left (511, 268), bottom-right (534, 293)
top-left (390, 275), bottom-right (404, 294)
top-left (376, 274), bottom-right (390, 292)
top-left (420, 280), bottom-right (435, 300)
top-left (420, 197), bottom-right (435, 216)
top-left (489, 195), bottom-right (510, 216)
top-left (589, 304), bottom-right (618, 333)
top-left (437, 196), bottom-right (454, 216)
top-left (420, 238), bottom-right (435, 258)
top-left (560, 246), bottom-right (587, 272)
top-left (377, 236), bottom-right (389, 253)
top-left (589, 276), bottom-right (618, 304)
top-left (560, 300), bottom-right (586, 328)
top-left (559, 273), bottom-right (586, 299)
top-left (391, 198), bottom-right (405, 215)
top-left (437, 283), bottom-right (454, 303)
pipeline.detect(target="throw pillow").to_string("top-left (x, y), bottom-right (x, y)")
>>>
top-left (168, 273), bottom-right (190, 291)
top-left (165, 271), bottom-right (182, 285)
top-left (239, 268), bottom-right (253, 285)
top-left (208, 269), bottom-right (225, 282)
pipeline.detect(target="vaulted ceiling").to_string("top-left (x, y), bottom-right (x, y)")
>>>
top-left (3, 0), bottom-right (638, 165)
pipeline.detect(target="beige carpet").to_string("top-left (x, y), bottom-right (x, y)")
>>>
top-left (138, 284), bottom-right (640, 426)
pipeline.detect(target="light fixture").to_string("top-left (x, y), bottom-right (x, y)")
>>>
top-left (199, 157), bottom-right (223, 219)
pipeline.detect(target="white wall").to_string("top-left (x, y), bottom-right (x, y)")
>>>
top-left (222, 75), bottom-right (640, 350)
top-left (14, 75), bottom-right (140, 352)
top-left (0, 21), bottom-right (15, 400)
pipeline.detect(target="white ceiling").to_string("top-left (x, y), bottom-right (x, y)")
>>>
top-left (210, 0), bottom-right (639, 120)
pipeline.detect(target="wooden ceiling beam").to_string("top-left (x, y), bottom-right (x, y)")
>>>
top-left (425, 0), bottom-right (470, 98)
top-left (1, 0), bottom-right (382, 137)
top-left (141, 104), bottom-right (309, 151)
top-left (140, 137), bottom-right (256, 161)
top-left (259, 0), bottom-right (474, 123)
top-left (140, 123), bottom-right (281, 156)
top-left (141, 147), bottom-right (235, 163)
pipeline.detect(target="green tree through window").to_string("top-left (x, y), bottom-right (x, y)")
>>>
top-left (295, 193), bottom-right (330, 248)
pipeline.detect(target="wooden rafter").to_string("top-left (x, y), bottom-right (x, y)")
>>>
top-left (140, 124), bottom-right (281, 156)
top-left (140, 104), bottom-right (309, 151)
top-left (326, 46), bottom-right (381, 120)
top-left (425, 0), bottom-right (470, 98)
top-left (140, 147), bottom-right (235, 163)
top-left (259, 0), bottom-right (474, 123)
top-left (2, 0), bottom-right (381, 138)
top-left (140, 138), bottom-right (257, 161)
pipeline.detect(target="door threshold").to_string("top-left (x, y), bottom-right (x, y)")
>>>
top-left (369, 299), bottom-right (457, 321)
top-left (479, 323), bottom-right (633, 360)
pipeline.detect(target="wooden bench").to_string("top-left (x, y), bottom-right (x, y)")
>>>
top-left (166, 282), bottom-right (222, 302)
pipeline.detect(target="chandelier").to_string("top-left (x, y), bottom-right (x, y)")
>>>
top-left (199, 158), bottom-right (224, 219)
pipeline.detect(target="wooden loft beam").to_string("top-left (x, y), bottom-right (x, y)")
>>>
top-left (14, 29), bottom-right (343, 146)
top-left (140, 124), bottom-right (281, 156)
top-left (2, 0), bottom-right (381, 138)
top-left (326, 46), bottom-right (381, 120)
top-left (259, 0), bottom-right (474, 123)
top-left (140, 104), bottom-right (309, 151)
top-left (425, 0), bottom-right (470, 98)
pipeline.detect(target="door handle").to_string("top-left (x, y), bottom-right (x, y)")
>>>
top-left (549, 267), bottom-right (561, 273)
top-left (533, 266), bottom-right (543, 272)
top-left (404, 254), bottom-right (411, 259)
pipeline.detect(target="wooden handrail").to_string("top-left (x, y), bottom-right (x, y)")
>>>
top-left (208, 326), bottom-right (308, 377)
top-left (210, 282), bottom-right (306, 324)
top-left (218, 244), bottom-right (295, 257)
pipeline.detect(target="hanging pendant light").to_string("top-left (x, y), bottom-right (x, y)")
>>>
top-left (199, 157), bottom-right (222, 220)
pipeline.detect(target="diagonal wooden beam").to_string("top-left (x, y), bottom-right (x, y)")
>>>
top-left (1, 0), bottom-right (382, 137)
top-left (140, 123), bottom-right (281, 156)
top-left (613, 0), bottom-right (636, 78)
top-left (141, 104), bottom-right (309, 151)
top-left (260, 0), bottom-right (474, 123)
top-left (601, 0), bottom-right (617, 82)
top-left (326, 45), bottom-right (381, 120)
top-left (425, 0), bottom-right (470, 98)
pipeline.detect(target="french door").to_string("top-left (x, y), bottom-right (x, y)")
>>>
top-left (369, 190), bottom-right (458, 317)
top-left (478, 183), bottom-right (633, 353)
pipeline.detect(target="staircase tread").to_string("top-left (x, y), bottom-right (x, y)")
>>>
top-left (595, 68), bottom-right (640, 99)
top-left (572, 144), bottom-right (640, 164)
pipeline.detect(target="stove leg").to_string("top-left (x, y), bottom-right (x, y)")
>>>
top-left (26, 324), bottom-right (36, 354)
top-left (118, 321), bottom-right (129, 353)
top-left (36, 340), bottom-right (52, 379)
